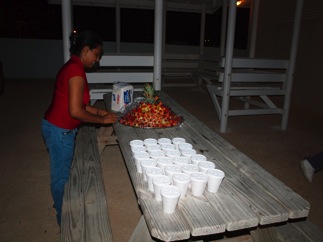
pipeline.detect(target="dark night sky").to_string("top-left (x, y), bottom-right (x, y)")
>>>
top-left (0, 0), bottom-right (249, 48)
top-left (0, 0), bottom-right (62, 39)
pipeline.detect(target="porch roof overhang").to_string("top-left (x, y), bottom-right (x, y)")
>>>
top-left (48, 0), bottom-right (251, 14)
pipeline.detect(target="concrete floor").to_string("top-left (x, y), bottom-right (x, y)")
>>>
top-left (0, 79), bottom-right (322, 241)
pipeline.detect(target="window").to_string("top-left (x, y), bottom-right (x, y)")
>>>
top-left (1, 1), bottom-right (249, 50)
top-left (120, 8), bottom-right (154, 43)
top-left (205, 7), bottom-right (250, 49)
top-left (73, 6), bottom-right (115, 41)
top-left (166, 11), bottom-right (200, 46)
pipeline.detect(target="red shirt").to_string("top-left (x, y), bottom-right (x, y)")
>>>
top-left (45, 55), bottom-right (90, 129)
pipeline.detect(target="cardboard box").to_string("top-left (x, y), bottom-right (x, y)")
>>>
top-left (111, 83), bottom-right (134, 112)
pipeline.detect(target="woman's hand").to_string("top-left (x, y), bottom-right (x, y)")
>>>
top-left (97, 109), bottom-right (109, 116)
top-left (101, 112), bottom-right (117, 124)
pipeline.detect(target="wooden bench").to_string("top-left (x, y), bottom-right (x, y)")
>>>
top-left (250, 219), bottom-right (323, 242)
top-left (207, 57), bottom-right (288, 113)
top-left (86, 54), bottom-right (154, 104)
top-left (162, 53), bottom-right (200, 87)
top-left (192, 53), bottom-right (221, 86)
top-left (204, 57), bottom-right (290, 132)
top-left (60, 125), bottom-right (113, 242)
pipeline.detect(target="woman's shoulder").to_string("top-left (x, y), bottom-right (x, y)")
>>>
top-left (56, 58), bottom-right (85, 84)
top-left (63, 56), bottom-right (85, 76)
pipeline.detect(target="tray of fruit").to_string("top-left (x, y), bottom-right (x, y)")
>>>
top-left (118, 84), bottom-right (184, 128)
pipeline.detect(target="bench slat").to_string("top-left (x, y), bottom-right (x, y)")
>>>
top-left (274, 220), bottom-right (323, 242)
top-left (163, 53), bottom-right (200, 60)
top-left (163, 62), bottom-right (199, 69)
top-left (219, 58), bottom-right (289, 69)
top-left (218, 72), bottom-right (287, 83)
top-left (99, 55), bottom-right (154, 66)
top-left (162, 53), bottom-right (200, 83)
top-left (87, 72), bottom-right (153, 84)
top-left (61, 126), bottom-right (113, 242)
top-left (251, 220), bottom-right (323, 242)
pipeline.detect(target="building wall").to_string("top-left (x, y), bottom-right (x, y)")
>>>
top-left (0, 39), bottom-right (154, 79)
top-left (0, 38), bottom-right (64, 79)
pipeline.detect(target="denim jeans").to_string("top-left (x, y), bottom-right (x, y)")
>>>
top-left (41, 118), bottom-right (78, 226)
top-left (306, 151), bottom-right (323, 172)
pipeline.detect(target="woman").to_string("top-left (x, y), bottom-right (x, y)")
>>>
top-left (41, 31), bottom-right (117, 226)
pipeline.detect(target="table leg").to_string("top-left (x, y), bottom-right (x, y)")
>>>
top-left (97, 126), bottom-right (118, 156)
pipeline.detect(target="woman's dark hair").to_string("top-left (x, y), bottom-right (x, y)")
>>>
top-left (69, 31), bottom-right (103, 56)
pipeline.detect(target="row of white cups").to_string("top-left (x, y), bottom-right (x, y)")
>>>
top-left (130, 137), bottom-right (225, 213)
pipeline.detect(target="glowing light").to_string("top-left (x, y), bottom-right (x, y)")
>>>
top-left (236, 0), bottom-right (242, 6)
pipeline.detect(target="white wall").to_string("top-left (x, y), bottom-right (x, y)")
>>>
top-left (0, 38), bottom-right (64, 79)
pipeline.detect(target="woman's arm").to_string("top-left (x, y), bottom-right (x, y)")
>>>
top-left (85, 105), bottom-right (110, 116)
top-left (68, 76), bottom-right (117, 124)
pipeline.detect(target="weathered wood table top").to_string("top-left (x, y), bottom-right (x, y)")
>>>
top-left (108, 91), bottom-right (310, 241)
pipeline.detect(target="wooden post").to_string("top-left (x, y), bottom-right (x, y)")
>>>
top-left (220, 0), bottom-right (237, 133)
top-left (0, 61), bottom-right (4, 95)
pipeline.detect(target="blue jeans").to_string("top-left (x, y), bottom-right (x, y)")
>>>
top-left (41, 118), bottom-right (78, 226)
top-left (306, 151), bottom-right (323, 172)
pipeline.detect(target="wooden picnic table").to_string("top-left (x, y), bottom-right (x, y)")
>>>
top-left (106, 91), bottom-right (310, 241)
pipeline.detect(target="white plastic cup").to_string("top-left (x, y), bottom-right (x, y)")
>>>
top-left (198, 161), bottom-right (216, 173)
top-left (172, 173), bottom-right (191, 198)
top-left (140, 159), bottom-right (157, 181)
top-left (131, 145), bottom-right (146, 155)
top-left (130, 139), bottom-right (144, 147)
top-left (133, 152), bottom-right (150, 173)
top-left (149, 150), bottom-right (166, 160)
top-left (207, 169), bottom-right (225, 193)
top-left (190, 154), bottom-right (207, 165)
top-left (190, 172), bottom-right (209, 196)
top-left (158, 138), bottom-right (172, 145)
top-left (178, 143), bottom-right (193, 152)
top-left (164, 164), bottom-right (182, 179)
top-left (160, 143), bottom-right (176, 151)
top-left (144, 138), bottom-right (158, 148)
top-left (182, 164), bottom-right (199, 175)
top-left (165, 149), bottom-right (181, 158)
top-left (146, 144), bottom-right (162, 153)
top-left (156, 157), bottom-right (174, 170)
top-left (161, 185), bottom-right (181, 213)
top-left (181, 148), bottom-right (197, 158)
top-left (172, 137), bottom-right (186, 150)
top-left (172, 156), bottom-right (190, 168)
top-left (145, 167), bottom-right (164, 192)
top-left (152, 175), bottom-right (172, 201)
